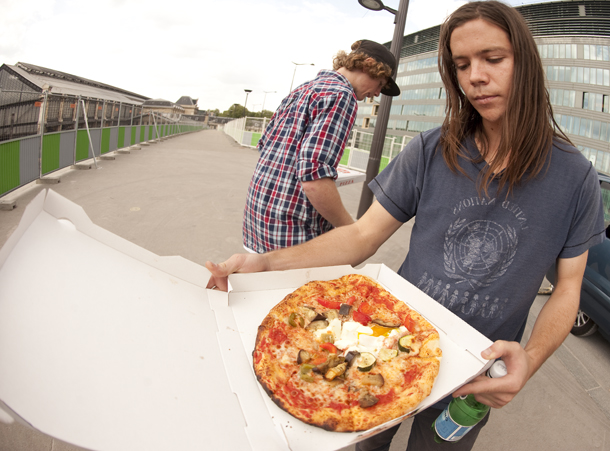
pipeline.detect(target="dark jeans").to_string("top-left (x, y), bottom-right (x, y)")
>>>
top-left (355, 407), bottom-right (490, 451)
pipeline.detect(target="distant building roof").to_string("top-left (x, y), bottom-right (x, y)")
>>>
top-left (6, 62), bottom-right (150, 104)
top-left (142, 98), bottom-right (185, 112)
top-left (176, 96), bottom-right (198, 106)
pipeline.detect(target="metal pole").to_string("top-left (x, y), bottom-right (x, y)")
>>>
top-left (152, 112), bottom-right (160, 140)
top-left (73, 96), bottom-right (81, 165)
top-left (39, 91), bottom-right (48, 179)
top-left (357, 0), bottom-right (409, 218)
top-left (81, 99), bottom-right (99, 169)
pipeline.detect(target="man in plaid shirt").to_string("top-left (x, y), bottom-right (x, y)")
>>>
top-left (243, 40), bottom-right (401, 253)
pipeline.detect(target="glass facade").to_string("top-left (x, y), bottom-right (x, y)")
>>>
top-left (354, 1), bottom-right (610, 174)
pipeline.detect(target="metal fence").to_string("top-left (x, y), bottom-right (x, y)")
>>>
top-left (0, 91), bottom-right (205, 198)
top-left (221, 116), bottom-right (412, 173)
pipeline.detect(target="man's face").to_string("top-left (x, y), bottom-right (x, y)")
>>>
top-left (450, 18), bottom-right (515, 132)
top-left (352, 72), bottom-right (386, 101)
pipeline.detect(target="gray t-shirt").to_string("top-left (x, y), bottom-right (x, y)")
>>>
top-left (370, 127), bottom-right (604, 342)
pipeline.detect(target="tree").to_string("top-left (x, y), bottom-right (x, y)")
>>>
top-left (221, 103), bottom-right (247, 118)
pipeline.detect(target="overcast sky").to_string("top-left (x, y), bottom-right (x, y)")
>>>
top-left (1, 0), bottom-right (550, 113)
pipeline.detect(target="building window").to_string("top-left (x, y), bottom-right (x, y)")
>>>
top-left (372, 105), bottom-right (379, 116)
top-left (538, 44), bottom-right (577, 59)
top-left (583, 92), bottom-right (609, 113)
top-left (549, 88), bottom-right (576, 108)
top-left (390, 105), bottom-right (403, 115)
top-left (583, 45), bottom-right (610, 62)
top-left (396, 71), bottom-right (442, 87)
top-left (401, 87), bottom-right (445, 101)
top-left (363, 117), bottom-right (370, 128)
top-left (546, 66), bottom-right (610, 87)
top-left (404, 56), bottom-right (438, 71)
top-left (555, 113), bottom-right (610, 142)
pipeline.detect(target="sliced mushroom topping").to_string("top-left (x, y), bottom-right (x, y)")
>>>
top-left (358, 392), bottom-right (379, 408)
top-left (300, 307), bottom-right (319, 323)
top-left (372, 318), bottom-right (402, 328)
top-left (314, 354), bottom-right (344, 374)
top-left (297, 349), bottom-right (311, 364)
top-left (312, 313), bottom-right (327, 322)
top-left (325, 309), bottom-right (339, 321)
top-left (306, 319), bottom-right (329, 331)
top-left (344, 350), bottom-right (360, 367)
top-left (325, 362), bottom-right (348, 380)
top-left (361, 373), bottom-right (385, 387)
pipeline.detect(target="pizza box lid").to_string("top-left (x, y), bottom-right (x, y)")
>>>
top-left (335, 166), bottom-right (365, 188)
top-left (222, 266), bottom-right (494, 450)
top-left (0, 190), bottom-right (285, 451)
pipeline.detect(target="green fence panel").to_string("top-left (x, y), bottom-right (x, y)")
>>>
top-left (140, 126), bottom-right (145, 142)
top-left (148, 126), bottom-right (153, 140)
top-left (42, 134), bottom-right (61, 174)
top-left (251, 132), bottom-right (261, 147)
top-left (131, 127), bottom-right (136, 145)
top-left (340, 148), bottom-right (350, 166)
top-left (0, 140), bottom-right (20, 195)
top-left (101, 129), bottom-right (111, 154)
top-left (75, 130), bottom-right (90, 161)
top-left (118, 127), bottom-right (125, 149)
top-left (380, 156), bottom-right (390, 172)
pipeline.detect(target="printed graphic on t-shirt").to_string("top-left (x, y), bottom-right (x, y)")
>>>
top-left (417, 197), bottom-right (527, 319)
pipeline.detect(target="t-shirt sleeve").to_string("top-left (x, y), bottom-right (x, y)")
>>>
top-left (368, 132), bottom-right (427, 223)
top-left (559, 163), bottom-right (605, 259)
top-left (296, 92), bottom-right (356, 182)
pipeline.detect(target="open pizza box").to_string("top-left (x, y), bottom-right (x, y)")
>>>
top-left (0, 190), bottom-right (493, 451)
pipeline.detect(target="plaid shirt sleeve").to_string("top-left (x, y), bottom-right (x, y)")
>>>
top-left (296, 90), bottom-right (357, 182)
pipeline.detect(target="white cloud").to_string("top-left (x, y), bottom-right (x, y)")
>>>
top-left (0, 0), bottom-right (548, 113)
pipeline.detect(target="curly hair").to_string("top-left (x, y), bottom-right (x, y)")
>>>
top-left (333, 41), bottom-right (393, 80)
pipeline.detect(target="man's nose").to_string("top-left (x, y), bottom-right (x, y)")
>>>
top-left (469, 61), bottom-right (489, 84)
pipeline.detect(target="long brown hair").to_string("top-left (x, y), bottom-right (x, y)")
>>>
top-left (438, 0), bottom-right (572, 196)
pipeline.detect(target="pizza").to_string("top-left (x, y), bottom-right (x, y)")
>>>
top-left (252, 273), bottom-right (442, 432)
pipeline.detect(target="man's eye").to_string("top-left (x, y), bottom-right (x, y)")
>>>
top-left (456, 64), bottom-right (469, 71)
top-left (488, 58), bottom-right (504, 64)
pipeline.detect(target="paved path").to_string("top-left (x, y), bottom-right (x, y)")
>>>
top-left (1, 130), bottom-right (609, 451)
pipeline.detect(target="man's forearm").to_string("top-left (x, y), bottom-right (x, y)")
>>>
top-left (301, 178), bottom-right (354, 228)
top-left (524, 253), bottom-right (586, 375)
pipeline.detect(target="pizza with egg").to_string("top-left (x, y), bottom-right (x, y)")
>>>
top-left (252, 274), bottom-right (442, 432)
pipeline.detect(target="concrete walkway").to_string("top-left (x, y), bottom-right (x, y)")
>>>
top-left (1, 130), bottom-right (609, 451)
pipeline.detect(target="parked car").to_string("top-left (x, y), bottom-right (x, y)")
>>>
top-left (545, 172), bottom-right (610, 341)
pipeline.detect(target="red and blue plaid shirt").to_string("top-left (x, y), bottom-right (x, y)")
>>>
top-left (243, 70), bottom-right (358, 253)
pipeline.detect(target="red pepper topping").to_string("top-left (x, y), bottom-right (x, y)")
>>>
top-left (352, 310), bottom-right (371, 326)
top-left (317, 298), bottom-right (342, 310)
top-left (358, 301), bottom-right (374, 315)
top-left (320, 342), bottom-right (338, 353)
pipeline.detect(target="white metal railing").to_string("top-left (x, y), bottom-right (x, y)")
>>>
top-left (221, 117), bottom-right (412, 173)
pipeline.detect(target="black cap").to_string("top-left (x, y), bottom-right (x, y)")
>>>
top-left (354, 40), bottom-right (400, 97)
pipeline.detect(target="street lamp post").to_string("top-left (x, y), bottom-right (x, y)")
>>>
top-left (262, 90), bottom-right (277, 115)
top-left (243, 89), bottom-right (252, 118)
top-left (356, 0), bottom-right (409, 218)
top-left (290, 62), bottom-right (315, 93)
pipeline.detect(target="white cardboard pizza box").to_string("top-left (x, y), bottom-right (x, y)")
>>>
top-left (221, 268), bottom-right (494, 451)
top-left (0, 189), bottom-right (493, 451)
top-left (335, 166), bottom-right (365, 188)
top-left (0, 190), bottom-right (284, 451)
